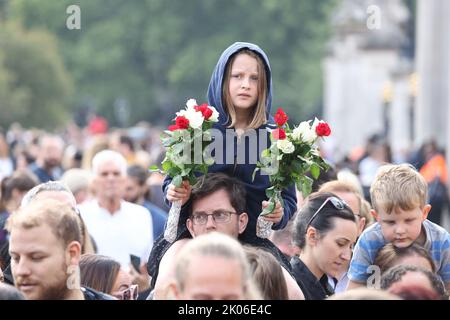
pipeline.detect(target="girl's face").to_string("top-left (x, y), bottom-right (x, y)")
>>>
top-left (312, 218), bottom-right (358, 278)
top-left (228, 53), bottom-right (259, 115)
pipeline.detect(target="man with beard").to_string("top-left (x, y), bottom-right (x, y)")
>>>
top-left (29, 135), bottom-right (64, 183)
top-left (7, 198), bottom-right (113, 299)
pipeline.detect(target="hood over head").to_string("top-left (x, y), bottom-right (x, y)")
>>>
top-left (207, 42), bottom-right (273, 126)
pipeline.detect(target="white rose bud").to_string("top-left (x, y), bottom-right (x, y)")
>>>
top-left (208, 106), bottom-right (220, 122)
top-left (302, 129), bottom-right (317, 144)
top-left (292, 121), bottom-right (310, 140)
top-left (186, 98), bottom-right (198, 110)
top-left (277, 139), bottom-right (295, 154)
top-left (185, 108), bottom-right (204, 129)
top-left (293, 121), bottom-right (316, 144)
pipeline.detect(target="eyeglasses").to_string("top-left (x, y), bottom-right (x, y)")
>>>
top-left (191, 210), bottom-right (237, 225)
top-left (305, 196), bottom-right (347, 231)
top-left (113, 284), bottom-right (138, 300)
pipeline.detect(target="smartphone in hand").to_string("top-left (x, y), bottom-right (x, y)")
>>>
top-left (129, 254), bottom-right (141, 274)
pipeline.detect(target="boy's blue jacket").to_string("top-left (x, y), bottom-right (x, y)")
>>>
top-left (163, 42), bottom-right (297, 237)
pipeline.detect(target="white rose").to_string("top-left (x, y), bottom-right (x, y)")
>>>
top-left (208, 106), bottom-right (220, 122)
top-left (176, 109), bottom-right (187, 118)
top-left (186, 99), bottom-right (198, 109)
top-left (277, 139), bottom-right (295, 154)
top-left (292, 121), bottom-right (310, 140)
top-left (184, 107), bottom-right (204, 129)
top-left (293, 121), bottom-right (316, 144)
top-left (302, 129), bottom-right (317, 144)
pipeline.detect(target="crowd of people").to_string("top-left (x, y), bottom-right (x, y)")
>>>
top-left (0, 42), bottom-right (449, 300)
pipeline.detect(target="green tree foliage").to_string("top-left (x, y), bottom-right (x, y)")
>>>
top-left (0, 22), bottom-right (72, 129)
top-left (8, 0), bottom-right (337, 127)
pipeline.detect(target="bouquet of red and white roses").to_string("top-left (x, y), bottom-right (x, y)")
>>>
top-left (253, 108), bottom-right (331, 238)
top-left (150, 99), bottom-right (219, 242)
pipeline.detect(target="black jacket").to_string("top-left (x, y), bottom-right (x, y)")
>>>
top-left (290, 256), bottom-right (334, 300)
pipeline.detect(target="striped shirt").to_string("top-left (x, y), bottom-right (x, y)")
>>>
top-left (348, 219), bottom-right (450, 284)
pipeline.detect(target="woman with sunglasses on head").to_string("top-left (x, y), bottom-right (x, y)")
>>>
top-left (291, 192), bottom-right (358, 300)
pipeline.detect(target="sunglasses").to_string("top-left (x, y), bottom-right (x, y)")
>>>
top-left (305, 196), bottom-right (347, 231)
top-left (113, 284), bottom-right (139, 300)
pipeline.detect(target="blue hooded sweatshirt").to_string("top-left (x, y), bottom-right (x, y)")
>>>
top-left (163, 42), bottom-right (297, 237)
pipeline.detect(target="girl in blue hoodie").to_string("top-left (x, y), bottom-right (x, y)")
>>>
top-left (165, 42), bottom-right (297, 241)
top-left (147, 43), bottom-right (298, 289)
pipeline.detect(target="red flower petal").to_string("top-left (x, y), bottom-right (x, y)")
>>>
top-left (315, 122), bottom-right (331, 137)
top-left (272, 128), bottom-right (286, 140)
top-left (175, 116), bottom-right (190, 129)
top-left (274, 108), bottom-right (289, 126)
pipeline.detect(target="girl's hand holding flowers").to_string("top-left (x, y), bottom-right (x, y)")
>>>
top-left (166, 181), bottom-right (192, 206)
top-left (261, 200), bottom-right (283, 224)
top-left (254, 107), bottom-right (331, 238)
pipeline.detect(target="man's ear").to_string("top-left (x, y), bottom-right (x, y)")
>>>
top-left (422, 204), bottom-right (431, 221)
top-left (167, 282), bottom-right (180, 300)
top-left (238, 213), bottom-right (249, 235)
top-left (358, 217), bottom-right (366, 235)
top-left (371, 209), bottom-right (379, 221)
top-left (66, 241), bottom-right (82, 266)
top-left (186, 218), bottom-right (195, 238)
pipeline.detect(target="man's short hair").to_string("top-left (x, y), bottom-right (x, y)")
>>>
top-left (92, 150), bottom-right (127, 176)
top-left (174, 232), bottom-right (258, 298)
top-left (370, 163), bottom-right (428, 214)
top-left (127, 165), bottom-right (148, 186)
top-left (7, 198), bottom-right (82, 249)
top-left (190, 173), bottom-right (246, 215)
top-left (21, 180), bottom-right (74, 208)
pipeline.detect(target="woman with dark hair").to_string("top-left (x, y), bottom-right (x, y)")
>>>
top-left (80, 254), bottom-right (138, 300)
top-left (291, 192), bottom-right (358, 300)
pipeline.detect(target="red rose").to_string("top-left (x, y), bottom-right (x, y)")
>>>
top-left (202, 107), bottom-right (213, 120)
top-left (175, 116), bottom-right (189, 129)
top-left (274, 108), bottom-right (288, 126)
top-left (315, 122), bottom-right (331, 137)
top-left (272, 128), bottom-right (286, 140)
top-left (168, 124), bottom-right (180, 131)
top-left (195, 103), bottom-right (212, 120)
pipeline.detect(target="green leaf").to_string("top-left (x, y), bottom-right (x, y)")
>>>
top-left (301, 176), bottom-right (313, 198)
top-left (261, 199), bottom-right (275, 216)
top-left (148, 165), bottom-right (160, 173)
top-left (172, 175), bottom-right (183, 188)
top-left (252, 167), bottom-right (259, 182)
top-left (265, 186), bottom-right (275, 198)
top-left (162, 160), bottom-right (173, 172)
top-left (310, 163), bottom-right (320, 180)
top-left (187, 175), bottom-right (197, 186)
